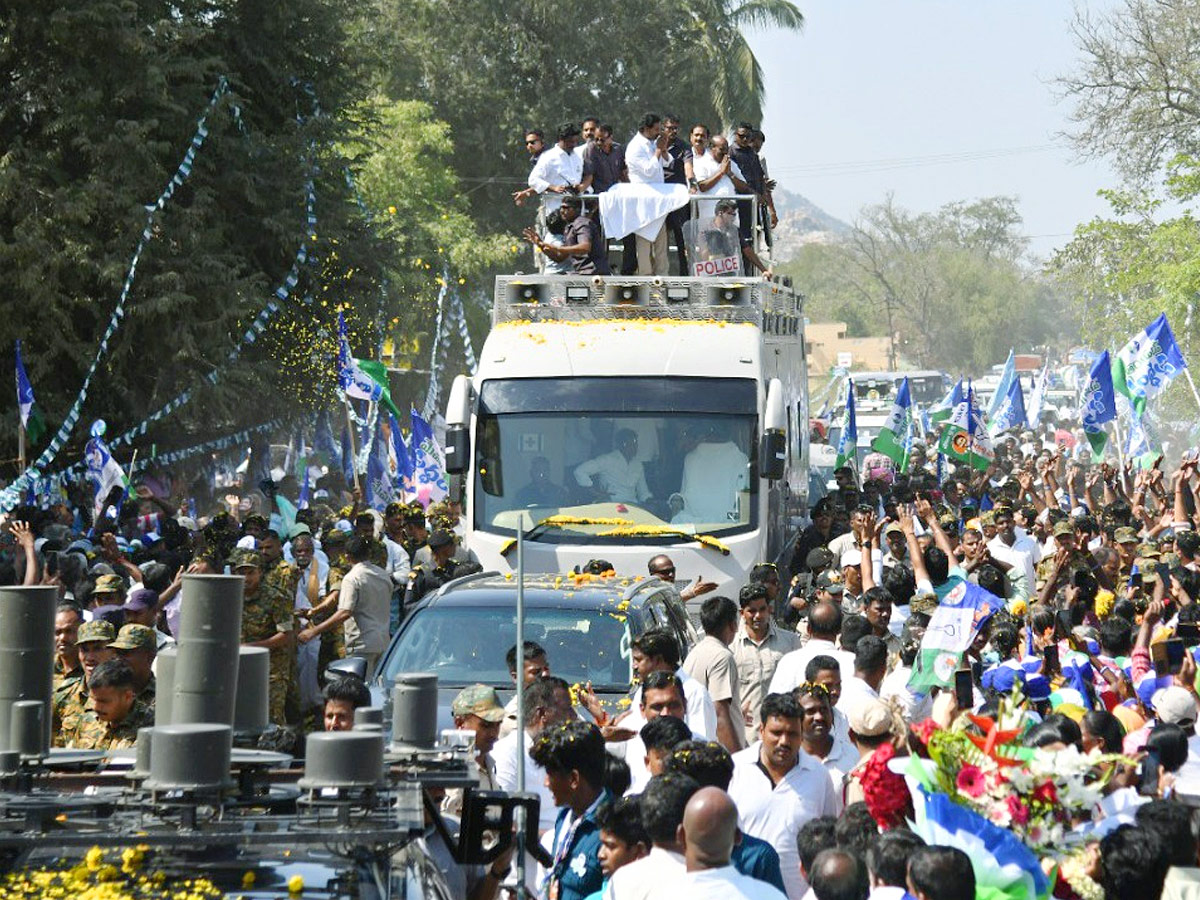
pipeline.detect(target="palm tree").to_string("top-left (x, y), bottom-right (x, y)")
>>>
top-left (688, 0), bottom-right (805, 130)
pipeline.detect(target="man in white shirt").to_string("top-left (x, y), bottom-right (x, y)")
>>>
top-left (624, 113), bottom-right (671, 275)
top-left (838, 636), bottom-right (887, 725)
top-left (678, 425), bottom-right (749, 525)
top-left (514, 122), bottom-right (584, 213)
top-left (297, 535), bottom-right (390, 678)
top-left (574, 429), bottom-right (652, 506)
top-left (493, 675), bottom-right (575, 833)
top-left (691, 135), bottom-right (750, 214)
top-left (728, 693), bottom-right (841, 900)
top-left (794, 682), bottom-right (858, 792)
top-left (625, 630), bottom-right (717, 739)
top-left (986, 505), bottom-right (1039, 600)
top-left (768, 603), bottom-right (855, 695)
top-left (608, 671), bottom-right (699, 794)
top-left (664, 786), bottom-right (788, 899)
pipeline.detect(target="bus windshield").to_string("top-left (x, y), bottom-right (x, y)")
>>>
top-left (473, 377), bottom-right (759, 540)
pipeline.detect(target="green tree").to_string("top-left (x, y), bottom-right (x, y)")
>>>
top-left (361, 0), bottom-right (802, 234)
top-left (781, 196), bottom-right (1074, 372)
top-left (1057, 0), bottom-right (1200, 183)
top-left (0, 0), bottom-right (507, 472)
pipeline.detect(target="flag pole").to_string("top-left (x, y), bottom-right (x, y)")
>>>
top-left (1111, 417), bottom-right (1126, 471)
top-left (17, 422), bottom-right (24, 473)
top-left (1184, 368), bottom-right (1200, 415)
top-left (344, 399), bottom-right (361, 493)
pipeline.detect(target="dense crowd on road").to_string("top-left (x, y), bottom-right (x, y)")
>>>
top-left (6, 420), bottom-right (1200, 900)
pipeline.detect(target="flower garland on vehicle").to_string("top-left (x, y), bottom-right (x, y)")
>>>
top-left (0, 845), bottom-right (223, 899)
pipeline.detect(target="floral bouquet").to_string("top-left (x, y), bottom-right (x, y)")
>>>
top-left (913, 712), bottom-right (1125, 856)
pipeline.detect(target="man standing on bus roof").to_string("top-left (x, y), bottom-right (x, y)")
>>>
top-left (574, 429), bottom-right (652, 506)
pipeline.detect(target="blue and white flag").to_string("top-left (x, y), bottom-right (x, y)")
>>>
top-left (388, 414), bottom-right (417, 502)
top-left (929, 378), bottom-right (964, 426)
top-left (84, 426), bottom-right (126, 519)
top-left (337, 312), bottom-right (402, 417)
top-left (14, 340), bottom-right (45, 444)
top-left (988, 376), bottom-right (1027, 436)
top-left (1080, 350), bottom-right (1117, 459)
top-left (410, 409), bottom-right (448, 506)
top-left (364, 416), bottom-right (395, 510)
top-left (908, 788), bottom-right (1050, 900)
top-left (1113, 312), bottom-right (1188, 414)
top-left (834, 379), bottom-right (858, 469)
top-left (987, 349), bottom-right (1015, 422)
top-left (909, 579), bottom-right (1001, 690)
top-left (1026, 362), bottom-right (1049, 429)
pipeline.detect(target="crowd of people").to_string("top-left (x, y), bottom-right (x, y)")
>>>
top-left (18, 481), bottom-right (479, 753)
top-left (9, 422), bottom-right (1200, 900)
top-left (442, 435), bottom-right (1200, 900)
top-left (516, 114), bottom-right (778, 278)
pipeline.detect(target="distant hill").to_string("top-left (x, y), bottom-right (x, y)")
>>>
top-left (769, 187), bottom-right (850, 262)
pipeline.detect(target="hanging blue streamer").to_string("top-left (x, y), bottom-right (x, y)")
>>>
top-left (1, 77), bottom-right (240, 512)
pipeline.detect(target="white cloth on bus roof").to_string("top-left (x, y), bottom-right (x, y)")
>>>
top-left (599, 182), bottom-right (690, 241)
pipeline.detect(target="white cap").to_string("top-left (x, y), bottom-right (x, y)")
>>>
top-left (1153, 685), bottom-right (1199, 727)
top-left (841, 549), bottom-right (863, 568)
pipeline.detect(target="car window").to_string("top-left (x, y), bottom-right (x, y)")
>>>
top-left (381, 605), bottom-right (632, 691)
top-left (662, 592), bottom-right (700, 650)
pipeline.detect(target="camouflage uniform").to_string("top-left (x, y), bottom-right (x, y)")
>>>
top-left (1036, 522), bottom-right (1095, 591)
top-left (263, 555), bottom-right (301, 724)
top-left (53, 659), bottom-right (82, 693)
top-left (52, 620), bottom-right (115, 747)
top-left (137, 676), bottom-right (156, 708)
top-left (53, 678), bottom-right (88, 748)
top-left (235, 550), bottom-right (294, 726)
top-left (72, 699), bottom-right (154, 751)
top-left (316, 562), bottom-right (348, 677)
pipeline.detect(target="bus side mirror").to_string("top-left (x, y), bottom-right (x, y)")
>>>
top-left (761, 377), bottom-right (786, 480)
top-left (444, 374), bottom-right (473, 475)
top-left (760, 431), bottom-right (786, 481)
top-left (445, 425), bottom-right (469, 475)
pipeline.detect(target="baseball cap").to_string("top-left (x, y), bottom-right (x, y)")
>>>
top-left (1114, 526), bottom-right (1139, 545)
top-left (451, 684), bottom-right (506, 723)
top-left (884, 523), bottom-right (904, 537)
top-left (93, 574), bottom-right (125, 595)
top-left (848, 698), bottom-right (899, 739)
top-left (1052, 520), bottom-right (1075, 538)
top-left (229, 548), bottom-right (264, 570)
top-left (840, 549), bottom-right (862, 569)
top-left (815, 571), bottom-right (845, 594)
top-left (1152, 685), bottom-right (1199, 727)
top-left (123, 588), bottom-right (158, 612)
top-left (77, 620), bottom-right (116, 646)
top-left (109, 623), bottom-right (157, 652)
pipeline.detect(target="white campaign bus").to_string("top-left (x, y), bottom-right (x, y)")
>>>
top-left (442, 261), bottom-right (810, 601)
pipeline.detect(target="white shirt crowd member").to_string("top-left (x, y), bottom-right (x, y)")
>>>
top-left (527, 144), bottom-right (583, 212)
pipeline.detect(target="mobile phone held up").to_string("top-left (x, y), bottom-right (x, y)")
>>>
top-left (954, 668), bottom-right (974, 711)
top-left (1152, 638), bottom-right (1187, 677)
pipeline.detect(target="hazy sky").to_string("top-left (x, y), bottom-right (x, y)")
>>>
top-left (748, 1), bottom-right (1121, 258)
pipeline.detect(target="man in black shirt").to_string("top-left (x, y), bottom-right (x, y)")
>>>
top-left (522, 195), bottom-right (610, 275)
top-left (662, 113), bottom-right (690, 275)
top-left (730, 122), bottom-right (768, 254)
